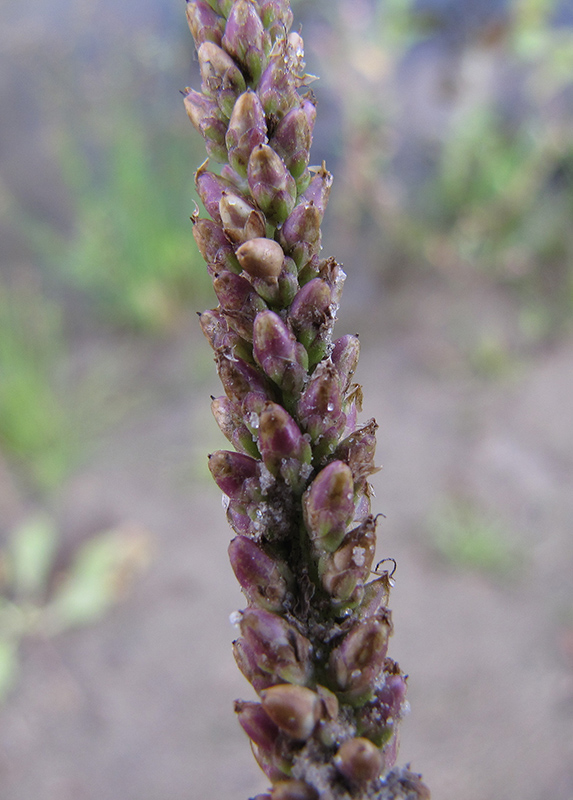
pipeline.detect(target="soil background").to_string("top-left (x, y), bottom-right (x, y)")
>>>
top-left (1, 1), bottom-right (573, 799)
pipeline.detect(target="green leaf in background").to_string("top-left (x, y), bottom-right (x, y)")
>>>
top-left (9, 515), bottom-right (59, 600)
top-left (48, 525), bottom-right (150, 632)
top-left (0, 637), bottom-right (18, 703)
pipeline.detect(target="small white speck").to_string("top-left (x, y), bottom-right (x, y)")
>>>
top-left (352, 546), bottom-right (366, 567)
top-left (229, 611), bottom-right (242, 629)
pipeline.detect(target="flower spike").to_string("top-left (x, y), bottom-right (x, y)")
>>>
top-left (185, 1), bottom-right (429, 797)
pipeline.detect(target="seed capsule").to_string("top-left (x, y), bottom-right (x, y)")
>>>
top-left (261, 684), bottom-right (321, 741)
top-left (270, 780), bottom-right (318, 800)
top-left (236, 237), bottom-right (285, 281)
top-left (334, 737), bottom-right (383, 783)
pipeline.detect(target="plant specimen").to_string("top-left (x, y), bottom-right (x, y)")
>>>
top-left (184, 1), bottom-right (430, 797)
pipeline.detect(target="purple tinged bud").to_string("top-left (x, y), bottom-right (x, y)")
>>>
top-left (213, 271), bottom-right (267, 341)
top-left (197, 41), bottom-right (247, 118)
top-left (225, 91), bottom-right (268, 177)
top-left (331, 334), bottom-right (360, 392)
top-left (279, 202), bottom-right (322, 269)
top-left (328, 610), bottom-right (393, 705)
top-left (258, 51), bottom-right (298, 119)
top-left (233, 636), bottom-right (276, 693)
top-left (236, 237), bottom-right (285, 281)
top-left (238, 607), bottom-right (313, 686)
top-left (289, 278), bottom-right (333, 365)
top-left (216, 351), bottom-right (273, 403)
top-left (199, 308), bottom-right (248, 356)
top-left (227, 500), bottom-right (258, 537)
top-left (297, 362), bottom-right (346, 455)
top-left (295, 168), bottom-right (312, 195)
top-left (253, 747), bottom-right (289, 782)
top-left (211, 396), bottom-right (259, 457)
top-left (334, 420), bottom-right (379, 490)
top-left (208, 450), bottom-right (259, 500)
top-left (319, 515), bottom-right (377, 603)
top-left (183, 89), bottom-right (228, 162)
top-left (220, 163), bottom-right (250, 193)
top-left (302, 98), bottom-right (317, 132)
top-left (303, 461), bottom-right (355, 552)
top-left (210, 395), bottom-right (240, 441)
top-left (253, 310), bottom-right (308, 394)
top-left (203, 0), bottom-right (230, 13)
top-left (334, 737), bottom-right (383, 784)
top-left (248, 144), bottom-right (296, 225)
top-left (301, 164), bottom-right (333, 219)
top-left (358, 577), bottom-right (391, 620)
top-left (260, 684), bottom-right (321, 741)
top-left (258, 402), bottom-right (312, 486)
top-left (222, 0), bottom-right (268, 83)
top-left (318, 256), bottom-right (346, 309)
top-left (186, 1), bottom-right (225, 47)
top-left (228, 536), bottom-right (289, 611)
top-left (356, 670), bottom-right (408, 750)
top-left (192, 217), bottom-right (240, 273)
top-left (270, 103), bottom-right (314, 178)
top-left (219, 192), bottom-right (266, 244)
top-left (247, 256), bottom-right (299, 309)
top-left (195, 166), bottom-right (236, 222)
top-left (271, 781), bottom-right (318, 800)
top-left (286, 31), bottom-right (306, 76)
top-left (260, 0), bottom-right (294, 37)
top-left (234, 699), bottom-right (280, 751)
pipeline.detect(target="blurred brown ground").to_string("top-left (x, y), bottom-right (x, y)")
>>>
top-left (1, 1), bottom-right (572, 799)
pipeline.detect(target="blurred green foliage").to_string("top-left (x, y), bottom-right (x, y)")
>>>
top-left (0, 515), bottom-right (149, 702)
top-left (430, 498), bottom-right (519, 577)
top-left (325, 0), bottom-right (573, 333)
top-left (29, 109), bottom-right (211, 332)
top-left (0, 277), bottom-right (74, 492)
